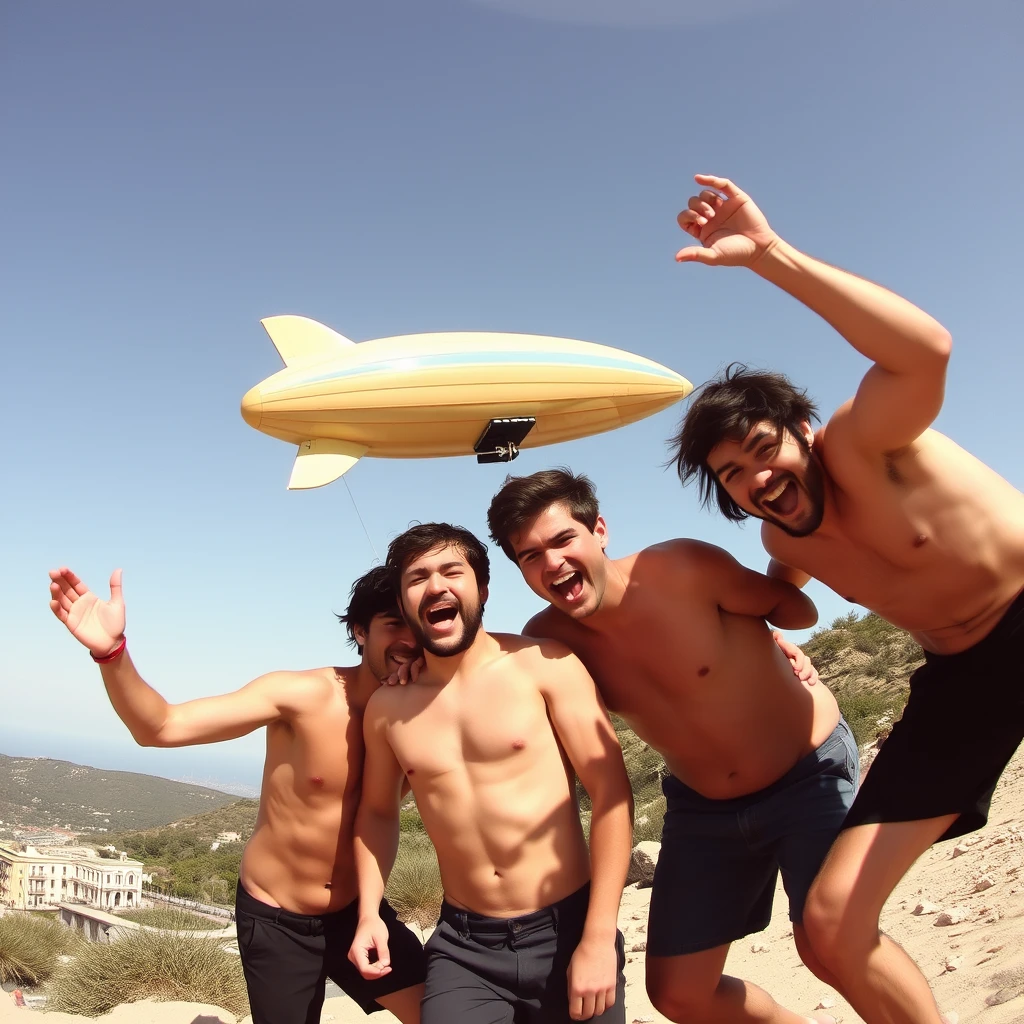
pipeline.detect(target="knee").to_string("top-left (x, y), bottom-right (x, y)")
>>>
top-left (802, 877), bottom-right (878, 974)
top-left (646, 976), bottom-right (714, 1023)
top-left (792, 923), bottom-right (841, 990)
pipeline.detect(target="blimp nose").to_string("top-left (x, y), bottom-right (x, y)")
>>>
top-left (241, 385), bottom-right (263, 429)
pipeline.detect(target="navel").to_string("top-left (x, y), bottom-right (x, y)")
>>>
top-left (697, 666), bottom-right (710, 677)
top-left (913, 533), bottom-right (928, 548)
top-left (324, 882), bottom-right (332, 890)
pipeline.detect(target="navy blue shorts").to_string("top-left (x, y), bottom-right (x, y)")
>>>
top-left (647, 719), bottom-right (859, 957)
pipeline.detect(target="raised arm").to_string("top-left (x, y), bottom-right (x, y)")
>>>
top-left (48, 567), bottom-right (297, 745)
top-left (349, 693), bottom-right (406, 981)
top-left (538, 646), bottom-right (633, 1021)
top-left (677, 174), bottom-right (952, 453)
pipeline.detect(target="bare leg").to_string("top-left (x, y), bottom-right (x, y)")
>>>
top-left (647, 944), bottom-right (826, 1024)
top-left (792, 922), bottom-right (843, 992)
top-left (377, 983), bottom-right (425, 1024)
top-left (803, 816), bottom-right (958, 1024)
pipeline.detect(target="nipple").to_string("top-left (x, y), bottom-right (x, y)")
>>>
top-left (697, 666), bottom-right (710, 677)
top-left (512, 739), bottom-right (526, 751)
top-left (311, 776), bottom-right (324, 787)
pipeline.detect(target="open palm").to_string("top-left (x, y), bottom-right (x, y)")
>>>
top-left (49, 568), bottom-right (125, 655)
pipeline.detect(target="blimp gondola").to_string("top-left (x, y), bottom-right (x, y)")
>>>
top-left (241, 315), bottom-right (691, 489)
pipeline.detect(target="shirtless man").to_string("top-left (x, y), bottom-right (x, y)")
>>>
top-left (48, 564), bottom-right (426, 1024)
top-left (348, 523), bottom-right (633, 1023)
top-left (672, 173), bottom-right (1024, 1023)
top-left (487, 470), bottom-right (853, 1024)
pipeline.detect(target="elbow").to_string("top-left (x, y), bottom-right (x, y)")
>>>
top-left (927, 326), bottom-right (952, 366)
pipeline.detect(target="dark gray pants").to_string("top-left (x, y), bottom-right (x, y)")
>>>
top-left (421, 884), bottom-right (626, 1024)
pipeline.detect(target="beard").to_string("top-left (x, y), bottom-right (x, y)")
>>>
top-left (763, 450), bottom-right (826, 538)
top-left (408, 594), bottom-right (484, 658)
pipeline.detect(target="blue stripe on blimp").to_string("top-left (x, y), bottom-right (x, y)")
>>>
top-left (288, 350), bottom-right (683, 388)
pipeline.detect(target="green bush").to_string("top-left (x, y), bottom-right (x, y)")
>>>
top-left (0, 912), bottom-right (81, 986)
top-left (633, 795), bottom-right (666, 844)
top-left (46, 928), bottom-right (248, 1017)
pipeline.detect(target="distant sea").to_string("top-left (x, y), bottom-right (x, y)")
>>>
top-left (0, 727), bottom-right (263, 798)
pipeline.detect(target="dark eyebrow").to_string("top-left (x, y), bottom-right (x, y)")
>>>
top-left (743, 431), bottom-right (770, 453)
top-left (514, 529), bottom-right (576, 562)
top-left (713, 431), bottom-right (772, 480)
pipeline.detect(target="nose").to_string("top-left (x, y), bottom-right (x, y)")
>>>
top-left (241, 385), bottom-right (262, 428)
top-left (543, 549), bottom-right (563, 573)
top-left (752, 468), bottom-right (773, 491)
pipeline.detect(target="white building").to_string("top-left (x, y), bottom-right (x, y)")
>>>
top-left (0, 844), bottom-right (143, 911)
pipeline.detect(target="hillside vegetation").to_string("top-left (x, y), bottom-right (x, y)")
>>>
top-left (0, 755), bottom-right (237, 832)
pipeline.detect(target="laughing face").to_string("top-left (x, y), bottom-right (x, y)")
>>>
top-left (509, 503), bottom-right (609, 619)
top-left (707, 421), bottom-right (826, 537)
top-left (398, 544), bottom-right (486, 658)
top-left (354, 611), bottom-right (420, 681)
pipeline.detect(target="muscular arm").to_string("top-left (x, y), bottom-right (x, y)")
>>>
top-left (754, 241), bottom-right (951, 453)
top-left (677, 540), bottom-right (817, 629)
top-left (353, 696), bottom-right (406, 919)
top-left (538, 648), bottom-right (633, 952)
top-left (766, 555), bottom-right (812, 589)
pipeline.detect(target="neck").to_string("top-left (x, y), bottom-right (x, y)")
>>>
top-left (423, 629), bottom-right (498, 684)
top-left (567, 556), bottom-right (631, 633)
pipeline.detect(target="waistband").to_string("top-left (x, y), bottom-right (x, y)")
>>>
top-left (663, 717), bottom-right (855, 808)
top-left (923, 585), bottom-right (1024, 665)
top-left (235, 880), bottom-right (355, 934)
top-left (439, 882), bottom-right (589, 938)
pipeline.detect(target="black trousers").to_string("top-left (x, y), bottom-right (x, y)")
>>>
top-left (421, 884), bottom-right (626, 1024)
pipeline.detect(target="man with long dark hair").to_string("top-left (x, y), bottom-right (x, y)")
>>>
top-left (673, 173), bottom-right (1024, 1024)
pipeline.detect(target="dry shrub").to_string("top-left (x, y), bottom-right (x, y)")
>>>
top-left (115, 907), bottom-right (225, 930)
top-left (0, 912), bottom-right (80, 986)
top-left (385, 838), bottom-right (443, 927)
top-left (46, 928), bottom-right (248, 1017)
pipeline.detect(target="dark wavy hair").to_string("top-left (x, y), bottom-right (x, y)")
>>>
top-left (487, 468), bottom-right (599, 562)
top-left (336, 565), bottom-right (400, 653)
top-left (386, 522), bottom-right (491, 594)
top-left (670, 363), bottom-right (818, 521)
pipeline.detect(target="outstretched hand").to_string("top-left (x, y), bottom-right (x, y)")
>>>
top-left (773, 631), bottom-right (820, 687)
top-left (676, 174), bottom-right (779, 267)
top-left (49, 568), bottom-right (125, 658)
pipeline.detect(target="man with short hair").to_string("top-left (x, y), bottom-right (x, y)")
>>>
top-left (672, 173), bottom-right (1024, 1024)
top-left (487, 469), bottom-right (853, 1024)
top-left (348, 523), bottom-right (633, 1024)
top-left (48, 564), bottom-right (427, 1024)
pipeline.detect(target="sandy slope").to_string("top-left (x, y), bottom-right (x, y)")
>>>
top-left (5, 746), bottom-right (1023, 1023)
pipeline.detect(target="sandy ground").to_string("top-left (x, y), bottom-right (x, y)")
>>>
top-left (5, 746), bottom-right (1023, 1023)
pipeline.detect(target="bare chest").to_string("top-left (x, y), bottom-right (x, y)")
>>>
top-left (266, 704), bottom-right (364, 801)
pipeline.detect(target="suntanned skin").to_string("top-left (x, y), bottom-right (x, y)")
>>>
top-left (680, 173), bottom-right (1008, 1024)
top-left (48, 566), bottom-right (424, 1023)
top-left (349, 542), bottom-right (634, 1022)
top-left (508, 505), bottom-right (840, 1024)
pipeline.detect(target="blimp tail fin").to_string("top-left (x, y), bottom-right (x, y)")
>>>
top-left (288, 439), bottom-right (369, 490)
top-left (261, 315), bottom-right (355, 367)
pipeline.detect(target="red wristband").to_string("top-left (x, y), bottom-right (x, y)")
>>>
top-left (91, 636), bottom-right (127, 664)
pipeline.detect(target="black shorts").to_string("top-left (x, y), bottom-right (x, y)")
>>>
top-left (843, 589), bottom-right (1024, 843)
top-left (648, 719), bottom-right (859, 957)
top-left (421, 883), bottom-right (626, 1024)
top-left (235, 881), bottom-right (426, 1024)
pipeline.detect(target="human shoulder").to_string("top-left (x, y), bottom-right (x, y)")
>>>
top-left (634, 538), bottom-right (738, 582)
top-left (522, 605), bottom-right (577, 644)
top-left (248, 665), bottom-right (338, 708)
top-left (491, 630), bottom-right (575, 661)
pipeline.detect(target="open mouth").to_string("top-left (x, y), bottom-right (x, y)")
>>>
top-left (760, 477), bottom-right (799, 518)
top-left (550, 570), bottom-right (584, 603)
top-left (424, 603), bottom-right (458, 628)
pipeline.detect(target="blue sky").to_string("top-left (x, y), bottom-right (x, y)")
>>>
top-left (3, 0), bottom-right (1022, 791)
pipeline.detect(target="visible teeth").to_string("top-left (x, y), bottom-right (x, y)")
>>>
top-left (552, 571), bottom-right (576, 586)
top-left (764, 479), bottom-right (788, 503)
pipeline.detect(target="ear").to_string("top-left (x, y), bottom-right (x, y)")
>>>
top-left (798, 419), bottom-right (815, 448)
top-left (593, 515), bottom-right (609, 551)
top-left (352, 623), bottom-right (368, 649)
top-left (479, 584), bottom-right (489, 606)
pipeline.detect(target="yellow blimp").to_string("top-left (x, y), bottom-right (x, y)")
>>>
top-left (241, 315), bottom-right (692, 489)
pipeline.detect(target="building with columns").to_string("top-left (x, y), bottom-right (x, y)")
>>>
top-left (0, 843), bottom-right (143, 911)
